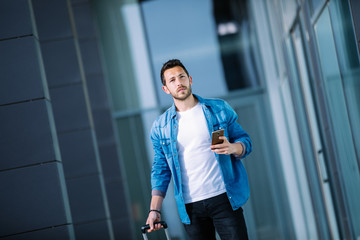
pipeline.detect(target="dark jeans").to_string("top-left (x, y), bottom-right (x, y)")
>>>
top-left (184, 193), bottom-right (248, 240)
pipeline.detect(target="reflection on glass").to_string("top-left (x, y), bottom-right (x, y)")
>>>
top-left (314, 7), bottom-right (360, 238)
top-left (213, 0), bottom-right (259, 90)
top-left (329, 0), bottom-right (360, 163)
top-left (142, 0), bottom-right (228, 107)
top-left (92, 0), bottom-right (141, 111)
top-left (315, 8), bottom-right (357, 160)
top-left (293, 24), bottom-right (339, 240)
top-left (142, 0), bottom-right (259, 105)
top-left (308, 0), bottom-right (326, 15)
top-left (281, 0), bottom-right (297, 30)
top-left (265, 0), bottom-right (287, 79)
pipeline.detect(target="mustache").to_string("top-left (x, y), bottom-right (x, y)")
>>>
top-left (177, 86), bottom-right (187, 92)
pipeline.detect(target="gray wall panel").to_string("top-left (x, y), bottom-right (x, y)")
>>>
top-left (78, 39), bottom-right (103, 75)
top-left (92, 110), bottom-right (114, 143)
top-left (58, 129), bottom-right (99, 178)
top-left (98, 144), bottom-right (122, 181)
top-left (72, 1), bottom-right (133, 238)
top-left (66, 175), bottom-right (107, 224)
top-left (85, 75), bottom-right (110, 109)
top-left (74, 220), bottom-right (112, 240)
top-left (112, 218), bottom-right (131, 240)
top-left (103, 181), bottom-right (128, 219)
top-left (0, 0), bottom-right (125, 239)
top-left (0, 0), bottom-right (33, 39)
top-left (41, 39), bottom-right (82, 88)
top-left (0, 37), bottom-right (46, 105)
top-left (71, 3), bottom-right (97, 39)
top-left (0, 163), bottom-right (72, 237)
top-left (50, 84), bottom-right (90, 132)
top-left (35, 1), bottom-right (116, 238)
top-left (31, 0), bottom-right (72, 41)
top-left (71, 0), bottom-right (88, 4)
top-left (2, 225), bottom-right (73, 240)
top-left (0, 100), bottom-right (58, 170)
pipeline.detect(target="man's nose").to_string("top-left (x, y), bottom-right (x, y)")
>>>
top-left (175, 78), bottom-right (181, 85)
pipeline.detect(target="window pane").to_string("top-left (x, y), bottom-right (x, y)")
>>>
top-left (213, 0), bottom-right (260, 90)
top-left (265, 0), bottom-right (286, 78)
top-left (314, 7), bottom-right (360, 238)
top-left (292, 25), bottom-right (339, 239)
top-left (307, 0), bottom-right (326, 15)
top-left (93, 0), bottom-right (141, 111)
top-left (329, 0), bottom-right (360, 165)
top-left (141, 0), bottom-right (260, 108)
top-left (281, 0), bottom-right (298, 30)
top-left (142, 0), bottom-right (227, 107)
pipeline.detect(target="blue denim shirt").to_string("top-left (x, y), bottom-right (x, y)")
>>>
top-left (150, 94), bottom-right (252, 224)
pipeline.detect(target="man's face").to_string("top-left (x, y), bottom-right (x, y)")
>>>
top-left (162, 66), bottom-right (192, 100)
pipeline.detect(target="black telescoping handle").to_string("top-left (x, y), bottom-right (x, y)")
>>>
top-left (141, 221), bottom-right (168, 234)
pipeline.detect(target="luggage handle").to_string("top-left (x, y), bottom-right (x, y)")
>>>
top-left (141, 221), bottom-right (168, 233)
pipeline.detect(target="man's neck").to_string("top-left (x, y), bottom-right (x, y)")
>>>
top-left (174, 94), bottom-right (198, 112)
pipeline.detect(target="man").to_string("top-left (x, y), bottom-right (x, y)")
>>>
top-left (146, 59), bottom-right (252, 239)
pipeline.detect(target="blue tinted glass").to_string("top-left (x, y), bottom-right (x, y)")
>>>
top-left (315, 7), bottom-right (360, 237)
top-left (281, 0), bottom-right (297, 30)
top-left (309, 0), bottom-right (326, 14)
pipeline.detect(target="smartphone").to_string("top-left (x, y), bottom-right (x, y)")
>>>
top-left (211, 129), bottom-right (224, 145)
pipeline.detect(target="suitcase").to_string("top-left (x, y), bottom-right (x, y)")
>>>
top-left (141, 221), bottom-right (171, 240)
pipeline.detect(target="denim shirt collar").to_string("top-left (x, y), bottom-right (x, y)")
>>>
top-left (169, 94), bottom-right (208, 119)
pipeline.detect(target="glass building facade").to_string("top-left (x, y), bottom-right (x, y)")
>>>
top-left (92, 0), bottom-right (360, 239)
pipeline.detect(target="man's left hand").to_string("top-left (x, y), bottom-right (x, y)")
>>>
top-left (210, 136), bottom-right (243, 155)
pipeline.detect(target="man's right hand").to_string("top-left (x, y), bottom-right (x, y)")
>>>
top-left (146, 211), bottom-right (162, 232)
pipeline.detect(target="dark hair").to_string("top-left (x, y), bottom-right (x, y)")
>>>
top-left (160, 59), bottom-right (189, 85)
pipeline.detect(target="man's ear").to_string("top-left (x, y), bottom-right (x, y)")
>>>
top-left (189, 75), bottom-right (193, 85)
top-left (162, 85), bottom-right (170, 94)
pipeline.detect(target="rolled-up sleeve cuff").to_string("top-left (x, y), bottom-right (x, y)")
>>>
top-left (233, 141), bottom-right (246, 159)
top-left (152, 189), bottom-right (166, 198)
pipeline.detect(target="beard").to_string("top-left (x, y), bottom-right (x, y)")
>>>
top-left (171, 85), bottom-right (192, 101)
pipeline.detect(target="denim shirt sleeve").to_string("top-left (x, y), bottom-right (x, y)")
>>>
top-left (150, 123), bottom-right (172, 198)
top-left (223, 101), bottom-right (252, 159)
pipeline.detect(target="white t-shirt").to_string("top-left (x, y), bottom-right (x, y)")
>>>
top-left (176, 103), bottom-right (226, 203)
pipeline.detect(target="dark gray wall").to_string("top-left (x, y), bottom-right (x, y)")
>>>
top-left (0, 0), bottom-right (132, 239)
top-left (0, 0), bottom-right (74, 239)
top-left (70, 0), bottom-right (134, 239)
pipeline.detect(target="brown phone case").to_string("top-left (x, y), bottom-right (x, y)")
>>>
top-left (211, 129), bottom-right (224, 145)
